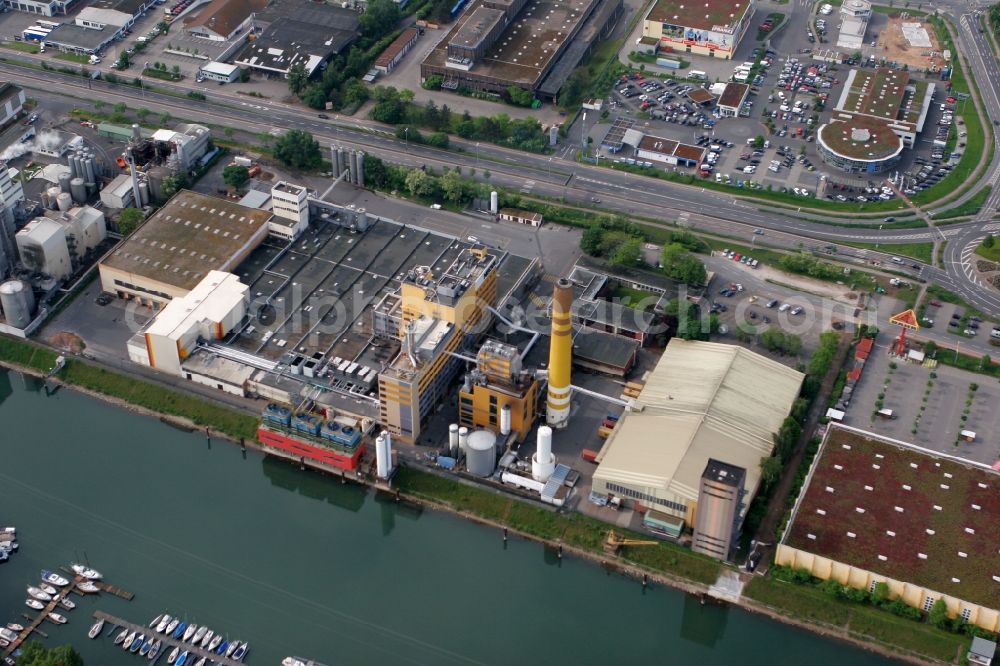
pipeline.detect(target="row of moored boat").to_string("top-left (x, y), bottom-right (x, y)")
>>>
top-left (100, 613), bottom-right (248, 666)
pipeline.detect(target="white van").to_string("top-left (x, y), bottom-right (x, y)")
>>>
top-left (891, 256), bottom-right (904, 264)
top-left (778, 303), bottom-right (791, 312)
top-left (689, 70), bottom-right (707, 81)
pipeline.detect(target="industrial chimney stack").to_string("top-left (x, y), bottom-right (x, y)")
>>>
top-left (546, 277), bottom-right (573, 427)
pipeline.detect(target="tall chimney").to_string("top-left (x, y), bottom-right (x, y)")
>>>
top-left (546, 278), bottom-right (573, 427)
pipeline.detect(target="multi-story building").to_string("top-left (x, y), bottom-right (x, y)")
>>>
top-left (15, 218), bottom-right (72, 281)
top-left (692, 459), bottom-right (746, 559)
top-left (269, 181), bottom-right (309, 240)
top-left (641, 0), bottom-right (755, 60)
top-left (378, 246), bottom-right (498, 445)
top-left (0, 83), bottom-right (26, 129)
top-left (458, 340), bottom-right (540, 442)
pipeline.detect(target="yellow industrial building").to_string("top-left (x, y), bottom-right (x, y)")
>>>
top-left (778, 425), bottom-right (999, 632)
top-left (458, 339), bottom-right (540, 442)
top-left (592, 339), bottom-right (803, 558)
top-left (99, 190), bottom-right (271, 308)
top-left (378, 246), bottom-right (498, 445)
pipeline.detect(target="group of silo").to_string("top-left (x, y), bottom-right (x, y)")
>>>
top-left (330, 145), bottom-right (365, 187)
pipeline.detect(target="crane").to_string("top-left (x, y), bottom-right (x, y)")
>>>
top-left (603, 530), bottom-right (659, 555)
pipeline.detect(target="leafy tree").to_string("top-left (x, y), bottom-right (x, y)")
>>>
top-left (760, 455), bottom-right (783, 487)
top-left (819, 578), bottom-right (842, 598)
top-left (158, 111), bottom-right (171, 125)
top-left (363, 154), bottom-right (389, 188)
top-left (223, 164), bottom-right (250, 189)
top-left (580, 225), bottom-right (604, 255)
top-left (773, 416), bottom-right (802, 461)
top-left (559, 67), bottom-right (589, 108)
top-left (341, 78), bottom-right (369, 108)
top-left (160, 172), bottom-right (189, 201)
top-left (439, 168), bottom-right (465, 203)
top-left (117, 207), bottom-right (145, 235)
top-left (287, 62), bottom-right (309, 95)
top-left (598, 230), bottom-right (634, 258)
top-left (273, 129), bottom-right (322, 170)
top-left (608, 237), bottom-right (642, 268)
top-left (983, 234), bottom-right (995, 249)
top-left (136, 107), bottom-right (149, 120)
top-left (405, 169), bottom-right (436, 198)
top-left (172, 64), bottom-right (180, 75)
top-left (928, 599), bottom-right (950, 629)
top-left (871, 581), bottom-right (890, 606)
top-left (16, 642), bottom-right (83, 666)
top-left (507, 86), bottom-right (534, 107)
top-left (660, 243), bottom-right (707, 285)
top-left (922, 339), bottom-right (937, 355)
top-left (360, 0), bottom-right (401, 38)
top-left (785, 333), bottom-right (803, 357)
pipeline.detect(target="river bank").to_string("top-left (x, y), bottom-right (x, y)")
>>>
top-left (0, 337), bottom-right (968, 664)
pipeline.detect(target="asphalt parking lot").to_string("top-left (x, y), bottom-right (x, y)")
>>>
top-left (595, 2), bottom-right (960, 198)
top-left (843, 340), bottom-right (1000, 466)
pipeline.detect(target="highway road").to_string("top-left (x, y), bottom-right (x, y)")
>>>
top-left (4, 22), bottom-right (1000, 315)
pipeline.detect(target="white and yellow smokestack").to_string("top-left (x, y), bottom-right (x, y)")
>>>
top-left (546, 278), bottom-right (573, 428)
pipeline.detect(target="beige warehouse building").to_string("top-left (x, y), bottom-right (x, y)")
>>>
top-left (99, 190), bottom-right (271, 308)
top-left (593, 339), bottom-right (803, 557)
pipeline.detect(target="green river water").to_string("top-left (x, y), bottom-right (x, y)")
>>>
top-left (0, 369), bottom-right (896, 665)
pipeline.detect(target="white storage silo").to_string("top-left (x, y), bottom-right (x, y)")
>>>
top-left (56, 192), bottom-right (72, 212)
top-left (489, 191), bottom-right (498, 214)
top-left (58, 172), bottom-right (71, 193)
top-left (448, 424), bottom-right (460, 456)
top-left (376, 430), bottom-right (394, 479)
top-left (458, 426), bottom-right (469, 454)
top-left (465, 430), bottom-right (497, 477)
top-left (532, 425), bottom-right (555, 482)
top-left (46, 187), bottom-right (61, 210)
top-left (0, 280), bottom-right (36, 329)
top-left (500, 404), bottom-right (511, 437)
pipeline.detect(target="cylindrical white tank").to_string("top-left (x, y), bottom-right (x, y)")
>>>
top-left (46, 187), bottom-right (61, 210)
top-left (448, 424), bottom-right (460, 456)
top-left (356, 208), bottom-right (368, 231)
top-left (56, 192), bottom-right (72, 212)
top-left (83, 156), bottom-right (96, 184)
top-left (58, 172), bottom-right (71, 193)
top-left (458, 426), bottom-right (469, 454)
top-left (465, 430), bottom-right (497, 477)
top-left (500, 404), bottom-right (511, 437)
top-left (490, 191), bottom-right (498, 214)
top-left (532, 425), bottom-right (555, 482)
top-left (67, 153), bottom-right (78, 179)
top-left (70, 177), bottom-right (87, 204)
top-left (139, 181), bottom-right (150, 206)
top-left (0, 280), bottom-right (36, 329)
top-left (375, 431), bottom-right (393, 480)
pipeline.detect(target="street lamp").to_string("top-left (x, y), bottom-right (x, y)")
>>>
top-left (475, 142), bottom-right (479, 165)
top-left (875, 224), bottom-right (882, 249)
top-left (403, 127), bottom-right (409, 152)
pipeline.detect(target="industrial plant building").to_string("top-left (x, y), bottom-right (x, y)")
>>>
top-left (817, 68), bottom-right (934, 174)
top-left (458, 339), bottom-right (540, 442)
top-left (0, 83), bottom-right (26, 130)
top-left (377, 245), bottom-right (498, 445)
top-left (778, 426), bottom-right (1000, 632)
top-left (98, 189), bottom-right (271, 308)
top-left (183, 0), bottom-right (265, 41)
top-left (641, 0), bottom-right (756, 60)
top-left (592, 339), bottom-right (803, 559)
top-left (232, 0), bottom-right (359, 78)
top-left (420, 0), bottom-right (623, 99)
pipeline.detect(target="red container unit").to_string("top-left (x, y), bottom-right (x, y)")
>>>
top-left (257, 424), bottom-right (365, 471)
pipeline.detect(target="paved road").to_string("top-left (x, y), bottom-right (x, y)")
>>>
top-left (5, 28), bottom-right (1000, 314)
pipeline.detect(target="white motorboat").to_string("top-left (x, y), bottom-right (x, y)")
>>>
top-left (0, 639), bottom-right (8, 649)
top-left (114, 628), bottom-right (129, 645)
top-left (207, 634), bottom-right (223, 652)
top-left (157, 614), bottom-right (172, 633)
top-left (71, 563), bottom-right (102, 580)
top-left (47, 612), bottom-right (67, 625)
top-left (39, 583), bottom-right (58, 596)
top-left (193, 658), bottom-right (207, 666)
top-left (58, 597), bottom-right (75, 610)
top-left (148, 639), bottom-right (162, 661)
top-left (225, 641), bottom-right (240, 658)
top-left (192, 625), bottom-right (207, 644)
top-left (5, 624), bottom-right (23, 633)
top-left (232, 641), bottom-right (248, 661)
top-left (0, 628), bottom-right (16, 642)
top-left (166, 646), bottom-right (180, 665)
top-left (26, 586), bottom-right (52, 601)
top-left (41, 570), bottom-right (70, 586)
top-left (25, 598), bottom-right (44, 610)
top-left (283, 658), bottom-right (308, 666)
top-left (165, 618), bottom-right (179, 635)
top-left (182, 623), bottom-right (197, 642)
top-left (200, 629), bottom-right (214, 648)
top-left (77, 581), bottom-right (99, 593)
top-left (88, 618), bottom-right (105, 639)
top-left (149, 614), bottom-right (163, 629)
top-left (122, 631), bottom-right (137, 650)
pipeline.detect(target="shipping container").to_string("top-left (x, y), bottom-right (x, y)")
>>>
top-left (581, 449), bottom-right (599, 463)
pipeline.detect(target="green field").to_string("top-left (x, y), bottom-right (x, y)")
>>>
top-left (842, 241), bottom-right (933, 264)
top-left (55, 52), bottom-right (89, 64)
top-left (974, 241), bottom-right (1000, 263)
top-left (393, 466), bottom-right (723, 585)
top-left (611, 285), bottom-right (657, 306)
top-left (0, 41), bottom-right (41, 54)
top-left (932, 185), bottom-right (993, 220)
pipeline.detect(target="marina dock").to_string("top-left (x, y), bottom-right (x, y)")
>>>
top-left (92, 611), bottom-right (247, 666)
top-left (2, 572), bottom-right (134, 660)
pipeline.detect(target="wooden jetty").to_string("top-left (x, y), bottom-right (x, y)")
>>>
top-left (92, 611), bottom-right (246, 666)
top-left (2, 572), bottom-right (134, 660)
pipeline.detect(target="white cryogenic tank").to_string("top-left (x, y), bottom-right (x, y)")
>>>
top-left (500, 404), bottom-right (511, 436)
top-left (458, 426), bottom-right (469, 454)
top-left (448, 423), bottom-right (460, 455)
top-left (532, 425), bottom-right (555, 482)
top-left (0, 280), bottom-right (36, 329)
top-left (56, 192), bottom-right (72, 212)
top-left (465, 430), bottom-right (497, 477)
top-left (376, 430), bottom-right (393, 479)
